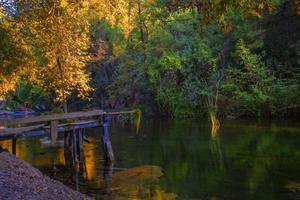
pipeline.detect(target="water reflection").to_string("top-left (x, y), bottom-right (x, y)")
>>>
top-left (210, 128), bottom-right (224, 173)
top-left (0, 120), bottom-right (299, 200)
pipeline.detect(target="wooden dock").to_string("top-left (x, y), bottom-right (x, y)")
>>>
top-left (0, 110), bottom-right (136, 163)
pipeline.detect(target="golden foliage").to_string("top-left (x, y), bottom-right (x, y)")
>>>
top-left (12, 0), bottom-right (93, 102)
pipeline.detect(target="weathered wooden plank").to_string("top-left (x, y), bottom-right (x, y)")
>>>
top-left (107, 110), bottom-right (135, 115)
top-left (0, 110), bottom-right (136, 126)
top-left (68, 120), bottom-right (98, 126)
top-left (0, 124), bottom-right (46, 136)
top-left (0, 121), bottom-right (101, 141)
top-left (43, 123), bottom-right (69, 129)
top-left (0, 110), bottom-right (105, 126)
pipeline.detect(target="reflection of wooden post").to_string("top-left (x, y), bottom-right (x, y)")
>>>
top-left (50, 120), bottom-right (58, 144)
top-left (101, 115), bottom-right (115, 162)
top-left (64, 131), bottom-right (73, 168)
top-left (103, 161), bottom-right (114, 195)
top-left (12, 138), bottom-right (17, 155)
top-left (78, 129), bottom-right (87, 179)
top-left (77, 129), bottom-right (84, 162)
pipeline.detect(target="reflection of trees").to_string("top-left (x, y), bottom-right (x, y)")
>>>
top-left (246, 132), bottom-right (277, 194)
top-left (117, 121), bottom-right (300, 199)
top-left (83, 164), bottom-right (177, 200)
top-left (99, 165), bottom-right (176, 200)
top-left (63, 132), bottom-right (176, 199)
top-left (1, 121), bottom-right (299, 199)
top-left (0, 138), bottom-right (65, 167)
top-left (210, 128), bottom-right (224, 172)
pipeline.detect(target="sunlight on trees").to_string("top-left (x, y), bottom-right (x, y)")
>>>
top-left (0, 0), bottom-right (299, 121)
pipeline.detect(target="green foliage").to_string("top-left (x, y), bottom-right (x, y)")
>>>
top-left (224, 39), bottom-right (274, 117)
top-left (4, 80), bottom-right (48, 111)
top-left (157, 88), bottom-right (191, 117)
top-left (0, 0), bottom-right (299, 119)
top-left (271, 78), bottom-right (300, 116)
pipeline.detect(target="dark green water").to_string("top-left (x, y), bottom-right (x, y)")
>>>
top-left (1, 120), bottom-right (300, 200)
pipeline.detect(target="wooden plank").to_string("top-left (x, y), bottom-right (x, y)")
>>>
top-left (0, 121), bottom-right (101, 141)
top-left (43, 123), bottom-right (69, 129)
top-left (68, 120), bottom-right (98, 126)
top-left (0, 124), bottom-right (46, 137)
top-left (0, 110), bottom-right (136, 126)
top-left (0, 110), bottom-right (105, 126)
top-left (107, 110), bottom-right (135, 115)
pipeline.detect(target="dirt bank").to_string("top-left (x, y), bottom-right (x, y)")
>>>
top-left (0, 152), bottom-right (92, 200)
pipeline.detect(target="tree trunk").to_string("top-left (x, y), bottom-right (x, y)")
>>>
top-left (138, 0), bottom-right (145, 43)
top-left (210, 111), bottom-right (220, 136)
top-left (57, 57), bottom-right (68, 113)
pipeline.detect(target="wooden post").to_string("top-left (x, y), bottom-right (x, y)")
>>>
top-left (12, 138), bottom-right (17, 156)
top-left (50, 120), bottom-right (58, 144)
top-left (73, 129), bottom-right (78, 163)
top-left (103, 161), bottom-right (114, 195)
top-left (101, 115), bottom-right (115, 162)
top-left (77, 129), bottom-right (84, 162)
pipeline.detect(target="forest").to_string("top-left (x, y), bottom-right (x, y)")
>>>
top-left (1, 1), bottom-right (300, 199)
top-left (0, 0), bottom-right (300, 123)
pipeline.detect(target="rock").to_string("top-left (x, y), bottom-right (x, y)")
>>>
top-left (0, 152), bottom-right (92, 200)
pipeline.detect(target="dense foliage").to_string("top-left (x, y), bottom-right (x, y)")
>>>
top-left (0, 0), bottom-right (299, 119)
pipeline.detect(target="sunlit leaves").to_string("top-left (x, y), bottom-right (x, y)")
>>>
top-left (15, 0), bottom-right (92, 103)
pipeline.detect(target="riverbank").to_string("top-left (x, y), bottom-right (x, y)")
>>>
top-left (0, 152), bottom-right (92, 200)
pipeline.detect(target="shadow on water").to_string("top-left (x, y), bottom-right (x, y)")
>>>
top-left (0, 119), bottom-right (300, 199)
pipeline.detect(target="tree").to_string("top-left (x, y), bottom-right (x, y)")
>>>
top-left (2, 0), bottom-right (93, 112)
top-left (224, 39), bottom-right (274, 117)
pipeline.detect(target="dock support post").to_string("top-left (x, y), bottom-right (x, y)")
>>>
top-left (73, 128), bottom-right (78, 163)
top-left (77, 129), bottom-right (84, 162)
top-left (50, 120), bottom-right (58, 144)
top-left (12, 138), bottom-right (17, 156)
top-left (101, 115), bottom-right (115, 162)
top-left (103, 161), bottom-right (114, 195)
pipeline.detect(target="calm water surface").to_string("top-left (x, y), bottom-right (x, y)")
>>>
top-left (1, 119), bottom-right (300, 200)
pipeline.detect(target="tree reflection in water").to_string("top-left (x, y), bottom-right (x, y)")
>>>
top-left (1, 120), bottom-right (300, 200)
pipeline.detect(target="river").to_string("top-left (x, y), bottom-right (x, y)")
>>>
top-left (1, 119), bottom-right (300, 199)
